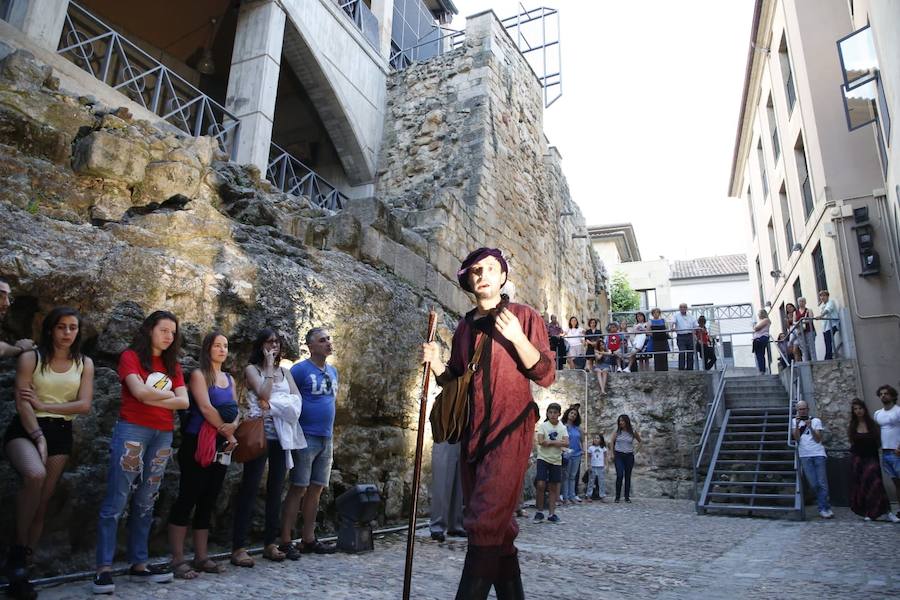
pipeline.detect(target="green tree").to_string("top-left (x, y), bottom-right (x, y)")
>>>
top-left (610, 271), bottom-right (640, 313)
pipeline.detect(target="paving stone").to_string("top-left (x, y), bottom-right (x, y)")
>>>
top-left (35, 498), bottom-right (899, 599)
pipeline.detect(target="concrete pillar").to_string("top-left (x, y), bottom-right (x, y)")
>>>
top-left (225, 0), bottom-right (285, 173)
top-left (369, 0), bottom-right (394, 61)
top-left (6, 0), bottom-right (69, 51)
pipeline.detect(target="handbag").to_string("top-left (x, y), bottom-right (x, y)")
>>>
top-left (430, 333), bottom-right (488, 444)
top-left (233, 417), bottom-right (266, 463)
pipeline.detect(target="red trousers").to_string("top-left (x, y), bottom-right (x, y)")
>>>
top-left (460, 419), bottom-right (534, 554)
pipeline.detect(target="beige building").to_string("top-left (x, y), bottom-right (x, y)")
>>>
top-left (729, 0), bottom-right (900, 408)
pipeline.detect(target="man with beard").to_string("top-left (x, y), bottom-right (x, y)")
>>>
top-left (422, 248), bottom-right (555, 599)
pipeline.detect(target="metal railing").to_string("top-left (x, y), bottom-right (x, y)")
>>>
top-left (612, 303), bottom-right (755, 325)
top-left (389, 26), bottom-right (464, 70)
top-left (500, 6), bottom-right (562, 108)
top-left (692, 365), bottom-right (729, 507)
top-left (266, 143), bottom-right (347, 211)
top-left (336, 0), bottom-right (380, 51)
top-left (57, 2), bottom-right (240, 159)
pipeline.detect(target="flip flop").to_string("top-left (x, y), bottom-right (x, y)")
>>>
top-left (192, 558), bottom-right (225, 574)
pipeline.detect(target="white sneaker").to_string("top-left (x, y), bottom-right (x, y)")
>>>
top-left (622, 367), bottom-right (631, 373)
top-left (864, 516), bottom-right (872, 521)
top-left (885, 512), bottom-right (900, 523)
top-left (616, 367), bottom-right (623, 373)
top-left (573, 496), bottom-right (582, 503)
top-left (819, 510), bottom-right (833, 519)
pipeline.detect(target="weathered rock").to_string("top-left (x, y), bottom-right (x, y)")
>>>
top-left (72, 130), bottom-right (150, 184)
top-left (133, 160), bottom-right (201, 203)
top-left (89, 179), bottom-right (133, 221)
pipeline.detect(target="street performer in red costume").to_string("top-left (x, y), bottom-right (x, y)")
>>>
top-left (422, 247), bottom-right (555, 599)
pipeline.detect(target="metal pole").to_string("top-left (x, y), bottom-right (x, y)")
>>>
top-left (402, 308), bottom-right (437, 600)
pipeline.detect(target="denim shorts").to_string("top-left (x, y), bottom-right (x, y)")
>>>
top-left (290, 434), bottom-right (333, 487)
top-left (535, 459), bottom-right (562, 483)
top-left (882, 449), bottom-right (900, 479)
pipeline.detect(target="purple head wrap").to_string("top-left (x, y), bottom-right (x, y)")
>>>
top-left (457, 247), bottom-right (508, 292)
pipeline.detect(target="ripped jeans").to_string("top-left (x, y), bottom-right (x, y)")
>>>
top-left (96, 420), bottom-right (173, 568)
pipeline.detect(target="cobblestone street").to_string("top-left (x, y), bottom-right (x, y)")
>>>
top-left (38, 498), bottom-right (898, 599)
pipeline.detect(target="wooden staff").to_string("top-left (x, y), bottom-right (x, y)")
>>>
top-left (403, 307), bottom-right (438, 600)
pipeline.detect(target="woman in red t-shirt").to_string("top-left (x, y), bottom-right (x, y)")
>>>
top-left (93, 311), bottom-right (189, 595)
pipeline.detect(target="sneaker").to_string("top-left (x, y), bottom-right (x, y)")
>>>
top-left (278, 542), bottom-right (302, 560)
top-left (129, 563), bottom-right (173, 583)
top-left (547, 514), bottom-right (560, 524)
top-left (864, 516), bottom-right (872, 522)
top-left (92, 571), bottom-right (115, 595)
top-left (885, 512), bottom-right (900, 523)
top-left (573, 496), bottom-right (582, 503)
top-left (298, 539), bottom-right (337, 555)
top-left (616, 367), bottom-right (623, 373)
top-left (430, 531), bottom-right (446, 542)
top-left (622, 367), bottom-right (631, 373)
top-left (533, 511), bottom-right (545, 523)
top-left (818, 510), bottom-right (834, 519)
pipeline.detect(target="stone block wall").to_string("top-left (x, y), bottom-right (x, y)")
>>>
top-left (376, 11), bottom-right (600, 321)
top-left (529, 370), bottom-right (711, 500)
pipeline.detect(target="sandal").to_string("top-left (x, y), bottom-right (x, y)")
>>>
top-left (192, 557), bottom-right (225, 574)
top-left (172, 560), bottom-right (200, 580)
top-left (263, 543), bottom-right (286, 562)
top-left (230, 549), bottom-right (254, 568)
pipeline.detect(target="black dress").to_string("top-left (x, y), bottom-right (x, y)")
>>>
top-left (849, 430), bottom-right (890, 519)
top-left (650, 318), bottom-right (669, 371)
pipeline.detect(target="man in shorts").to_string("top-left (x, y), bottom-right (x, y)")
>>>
top-left (282, 327), bottom-right (339, 555)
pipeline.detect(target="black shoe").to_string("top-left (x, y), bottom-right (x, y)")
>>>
top-left (128, 563), bottom-right (173, 583)
top-left (5, 545), bottom-right (36, 600)
top-left (614, 498), bottom-right (620, 503)
top-left (447, 530), bottom-right (468, 538)
top-left (430, 531), bottom-right (446, 542)
top-left (298, 539), bottom-right (337, 555)
top-left (625, 498), bottom-right (631, 503)
top-left (92, 571), bottom-right (115, 595)
top-left (278, 542), bottom-right (302, 560)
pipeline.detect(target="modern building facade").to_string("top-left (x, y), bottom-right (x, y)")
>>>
top-left (0, 0), bottom-right (459, 204)
top-left (729, 0), bottom-right (900, 407)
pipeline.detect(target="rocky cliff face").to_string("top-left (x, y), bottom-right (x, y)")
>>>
top-left (0, 10), bottom-right (604, 575)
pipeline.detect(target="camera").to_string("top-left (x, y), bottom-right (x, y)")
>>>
top-left (215, 451), bottom-right (232, 466)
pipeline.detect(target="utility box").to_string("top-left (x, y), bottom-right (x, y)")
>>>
top-left (335, 484), bottom-right (381, 553)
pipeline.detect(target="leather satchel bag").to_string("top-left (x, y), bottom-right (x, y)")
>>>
top-left (430, 333), bottom-right (488, 444)
top-left (233, 416), bottom-right (266, 463)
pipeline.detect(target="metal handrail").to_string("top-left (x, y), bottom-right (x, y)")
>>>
top-left (695, 368), bottom-right (729, 471)
top-left (697, 408), bottom-right (732, 512)
top-left (266, 143), bottom-right (347, 211)
top-left (58, 2), bottom-right (240, 159)
top-left (336, 0), bottom-right (380, 51)
top-left (389, 27), bottom-right (464, 70)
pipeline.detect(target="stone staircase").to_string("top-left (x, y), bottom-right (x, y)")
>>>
top-left (697, 374), bottom-right (803, 519)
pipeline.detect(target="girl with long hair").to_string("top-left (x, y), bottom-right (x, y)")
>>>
top-left (93, 311), bottom-right (188, 595)
top-left (632, 311), bottom-right (650, 372)
top-left (231, 328), bottom-right (302, 567)
top-left (609, 414), bottom-right (642, 503)
top-left (3, 307), bottom-right (93, 596)
top-left (167, 331), bottom-right (240, 579)
top-left (565, 317), bottom-right (585, 370)
top-left (561, 407), bottom-right (584, 503)
top-left (848, 399), bottom-right (898, 521)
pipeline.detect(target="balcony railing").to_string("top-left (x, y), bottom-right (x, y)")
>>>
top-left (389, 26), bottom-right (464, 70)
top-left (267, 143), bottom-right (346, 211)
top-left (336, 0), bottom-right (380, 51)
top-left (57, 2), bottom-right (239, 159)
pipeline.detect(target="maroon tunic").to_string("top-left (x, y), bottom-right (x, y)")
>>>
top-left (436, 302), bottom-right (555, 551)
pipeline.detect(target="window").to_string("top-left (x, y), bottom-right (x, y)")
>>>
top-left (838, 25), bottom-right (891, 178)
top-left (792, 278), bottom-right (802, 303)
top-left (391, 0), bottom-right (440, 66)
top-left (779, 35), bottom-right (797, 112)
top-left (0, 0), bottom-right (11, 21)
top-left (755, 257), bottom-right (765, 307)
top-left (757, 139), bottom-right (769, 199)
top-left (747, 187), bottom-right (757, 239)
top-left (767, 95), bottom-right (780, 162)
top-left (637, 289), bottom-right (657, 311)
top-left (768, 219), bottom-right (779, 272)
top-left (812, 243), bottom-right (828, 293)
top-left (779, 183), bottom-right (794, 254)
top-left (795, 135), bottom-right (814, 219)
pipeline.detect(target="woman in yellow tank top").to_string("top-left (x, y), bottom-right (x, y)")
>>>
top-left (3, 307), bottom-right (94, 593)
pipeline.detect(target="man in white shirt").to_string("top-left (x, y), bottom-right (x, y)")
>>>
top-left (817, 290), bottom-right (838, 360)
top-left (874, 385), bottom-right (900, 517)
top-left (671, 304), bottom-right (698, 371)
top-left (792, 401), bottom-right (833, 519)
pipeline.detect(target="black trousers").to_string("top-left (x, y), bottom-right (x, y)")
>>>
top-left (169, 433), bottom-right (228, 529)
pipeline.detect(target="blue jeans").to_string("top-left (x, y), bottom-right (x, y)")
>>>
top-left (586, 466), bottom-right (606, 497)
top-left (800, 455), bottom-right (831, 513)
top-left (96, 421), bottom-right (173, 568)
top-left (562, 453), bottom-right (581, 500)
top-left (232, 438), bottom-right (286, 549)
top-left (614, 451), bottom-right (634, 500)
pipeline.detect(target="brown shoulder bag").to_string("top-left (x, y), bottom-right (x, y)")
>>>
top-left (430, 333), bottom-right (488, 444)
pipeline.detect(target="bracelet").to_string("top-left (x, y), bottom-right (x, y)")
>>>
top-left (28, 428), bottom-right (44, 441)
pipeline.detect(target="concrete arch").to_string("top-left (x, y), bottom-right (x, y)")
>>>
top-left (280, 0), bottom-right (387, 185)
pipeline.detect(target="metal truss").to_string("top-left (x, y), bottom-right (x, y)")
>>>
top-left (267, 143), bottom-right (347, 212)
top-left (57, 2), bottom-right (240, 159)
top-left (500, 5), bottom-right (562, 108)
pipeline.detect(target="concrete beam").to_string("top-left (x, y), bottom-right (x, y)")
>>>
top-left (225, 0), bottom-right (285, 173)
top-left (6, 0), bottom-right (69, 51)
top-left (369, 0), bottom-right (395, 60)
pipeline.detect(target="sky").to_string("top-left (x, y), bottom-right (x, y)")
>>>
top-left (449, 0), bottom-right (756, 261)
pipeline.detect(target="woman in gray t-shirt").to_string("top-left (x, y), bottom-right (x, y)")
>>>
top-left (609, 414), bottom-right (642, 503)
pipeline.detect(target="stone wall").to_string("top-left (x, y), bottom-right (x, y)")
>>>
top-left (376, 11), bottom-right (601, 322)
top-left (807, 360), bottom-right (859, 454)
top-left (529, 370), bottom-right (711, 500)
